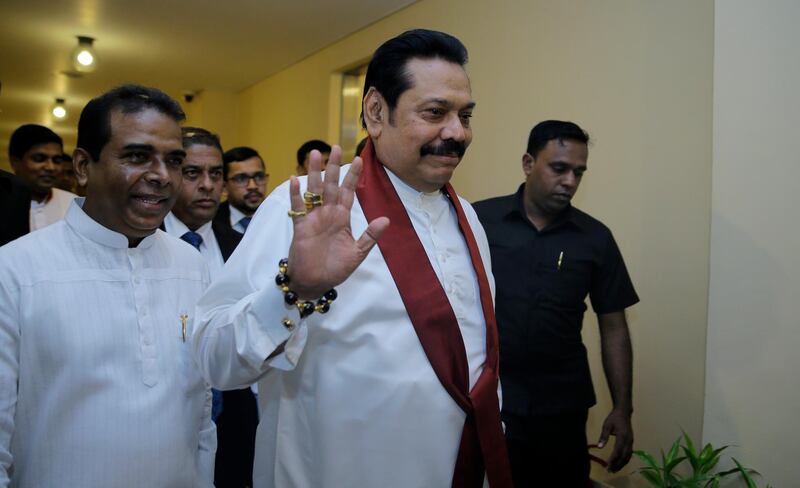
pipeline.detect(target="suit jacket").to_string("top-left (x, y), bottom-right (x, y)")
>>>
top-left (214, 201), bottom-right (236, 234)
top-left (0, 170), bottom-right (31, 246)
top-left (212, 213), bottom-right (242, 261)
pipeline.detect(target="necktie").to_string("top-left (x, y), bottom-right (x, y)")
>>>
top-left (180, 231), bottom-right (203, 250)
top-left (239, 217), bottom-right (252, 232)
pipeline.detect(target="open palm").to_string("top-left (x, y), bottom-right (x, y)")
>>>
top-left (286, 146), bottom-right (390, 299)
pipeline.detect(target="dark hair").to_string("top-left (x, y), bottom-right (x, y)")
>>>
top-left (527, 120), bottom-right (590, 158)
top-left (361, 29), bottom-right (468, 128)
top-left (296, 139), bottom-right (332, 166)
top-left (77, 84), bottom-right (185, 161)
top-left (9, 124), bottom-right (63, 160)
top-left (182, 127), bottom-right (223, 154)
top-left (222, 146), bottom-right (263, 180)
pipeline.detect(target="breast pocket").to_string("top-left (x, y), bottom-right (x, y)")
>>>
top-left (534, 259), bottom-right (592, 310)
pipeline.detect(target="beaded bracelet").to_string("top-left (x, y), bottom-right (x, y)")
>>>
top-left (275, 258), bottom-right (338, 318)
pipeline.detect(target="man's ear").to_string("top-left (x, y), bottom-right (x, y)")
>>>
top-left (9, 156), bottom-right (21, 173)
top-left (363, 87), bottom-right (386, 139)
top-left (522, 152), bottom-right (535, 176)
top-left (73, 148), bottom-right (93, 187)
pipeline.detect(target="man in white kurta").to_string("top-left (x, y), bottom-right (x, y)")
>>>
top-left (7, 124), bottom-right (77, 233)
top-left (194, 166), bottom-right (492, 487)
top-left (193, 30), bottom-right (512, 488)
top-left (28, 186), bottom-right (76, 231)
top-left (0, 201), bottom-right (215, 487)
top-left (0, 85), bottom-right (216, 487)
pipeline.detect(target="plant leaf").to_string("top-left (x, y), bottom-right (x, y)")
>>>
top-left (634, 450), bottom-right (660, 470)
top-left (732, 458), bottom-right (758, 488)
top-left (666, 437), bottom-right (682, 464)
top-left (682, 430), bottom-right (698, 458)
top-left (681, 445), bottom-right (700, 473)
top-left (639, 469), bottom-right (664, 487)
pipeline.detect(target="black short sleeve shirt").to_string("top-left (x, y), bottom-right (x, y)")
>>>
top-left (473, 185), bottom-right (639, 415)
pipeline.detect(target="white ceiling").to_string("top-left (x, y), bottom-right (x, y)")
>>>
top-left (0, 0), bottom-right (416, 157)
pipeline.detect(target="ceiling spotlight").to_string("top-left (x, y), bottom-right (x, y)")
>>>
top-left (52, 98), bottom-right (67, 119)
top-left (72, 36), bottom-right (97, 72)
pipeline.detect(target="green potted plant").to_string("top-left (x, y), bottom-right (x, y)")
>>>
top-left (633, 432), bottom-right (770, 487)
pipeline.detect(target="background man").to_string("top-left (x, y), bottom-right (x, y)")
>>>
top-left (55, 152), bottom-right (83, 196)
top-left (295, 139), bottom-right (330, 175)
top-left (193, 30), bottom-right (511, 488)
top-left (0, 85), bottom-right (215, 487)
top-left (8, 124), bottom-right (76, 231)
top-left (162, 127), bottom-right (258, 488)
top-left (474, 120), bottom-right (638, 487)
top-left (216, 146), bottom-right (268, 234)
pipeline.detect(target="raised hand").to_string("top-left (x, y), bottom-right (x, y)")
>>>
top-left (286, 146), bottom-right (390, 299)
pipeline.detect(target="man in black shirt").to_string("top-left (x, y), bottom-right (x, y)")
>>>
top-left (474, 120), bottom-right (638, 487)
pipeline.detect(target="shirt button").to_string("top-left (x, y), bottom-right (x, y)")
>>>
top-left (133, 277), bottom-right (141, 285)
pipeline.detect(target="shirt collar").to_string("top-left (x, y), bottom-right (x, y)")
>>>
top-left (228, 203), bottom-right (247, 227)
top-left (510, 183), bottom-right (583, 232)
top-left (65, 198), bottom-right (159, 249)
top-left (164, 212), bottom-right (214, 241)
top-left (30, 189), bottom-right (54, 209)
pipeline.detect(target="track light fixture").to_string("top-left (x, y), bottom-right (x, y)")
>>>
top-left (52, 98), bottom-right (67, 119)
top-left (72, 36), bottom-right (97, 72)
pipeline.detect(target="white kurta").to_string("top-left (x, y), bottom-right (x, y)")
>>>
top-left (0, 200), bottom-right (216, 488)
top-left (28, 187), bottom-right (76, 231)
top-left (194, 166), bottom-right (495, 488)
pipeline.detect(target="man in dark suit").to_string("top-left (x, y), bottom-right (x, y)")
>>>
top-left (0, 169), bottom-right (31, 246)
top-left (215, 147), bottom-right (268, 235)
top-left (162, 128), bottom-right (258, 488)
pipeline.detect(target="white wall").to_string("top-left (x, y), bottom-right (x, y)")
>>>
top-left (704, 1), bottom-right (800, 486)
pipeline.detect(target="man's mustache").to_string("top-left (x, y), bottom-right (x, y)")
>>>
top-left (420, 140), bottom-right (467, 158)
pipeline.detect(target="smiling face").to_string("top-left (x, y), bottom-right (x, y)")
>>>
top-left (75, 108), bottom-right (185, 246)
top-left (171, 143), bottom-right (224, 231)
top-left (11, 142), bottom-right (64, 201)
top-left (523, 138), bottom-right (588, 227)
top-left (364, 57), bottom-right (474, 193)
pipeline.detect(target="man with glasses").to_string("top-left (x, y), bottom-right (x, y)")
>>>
top-left (8, 124), bottom-right (77, 232)
top-left (217, 146), bottom-right (269, 234)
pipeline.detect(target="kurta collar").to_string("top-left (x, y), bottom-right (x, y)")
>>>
top-left (65, 198), bottom-right (159, 249)
top-left (384, 167), bottom-right (447, 211)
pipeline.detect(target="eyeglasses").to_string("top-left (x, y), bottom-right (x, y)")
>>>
top-left (228, 171), bottom-right (268, 186)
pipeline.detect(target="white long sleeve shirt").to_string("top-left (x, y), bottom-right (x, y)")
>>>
top-left (194, 165), bottom-right (495, 488)
top-left (163, 212), bottom-right (225, 280)
top-left (0, 199), bottom-right (216, 488)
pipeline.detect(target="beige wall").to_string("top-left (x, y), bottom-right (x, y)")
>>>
top-left (236, 0), bottom-right (714, 482)
top-left (704, 1), bottom-right (800, 486)
top-left (183, 89), bottom-right (241, 152)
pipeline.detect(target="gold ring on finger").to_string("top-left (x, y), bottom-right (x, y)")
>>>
top-left (287, 209), bottom-right (307, 218)
top-left (303, 191), bottom-right (324, 209)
